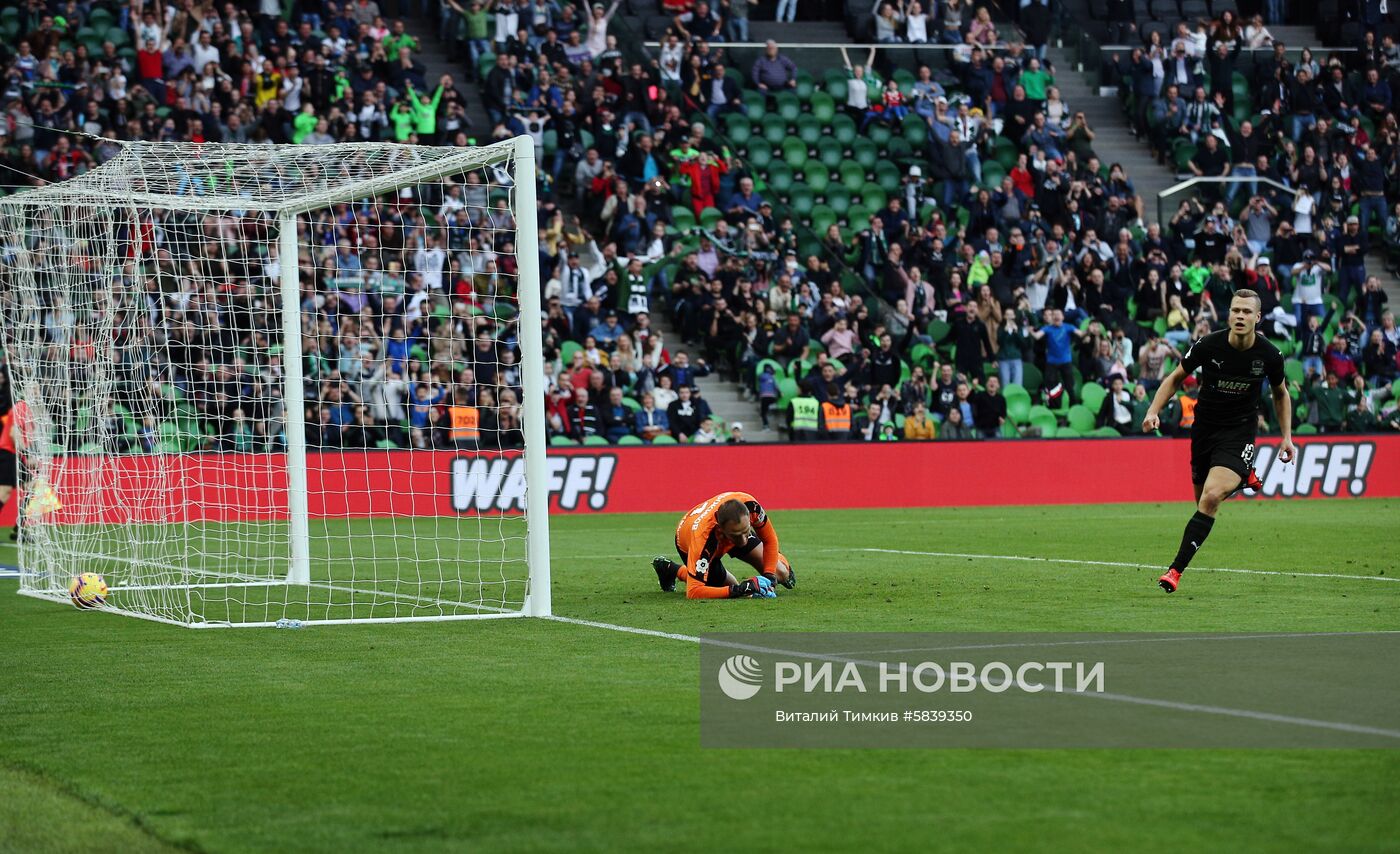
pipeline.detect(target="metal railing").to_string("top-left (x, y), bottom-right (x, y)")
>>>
top-left (1155, 174), bottom-right (1295, 230)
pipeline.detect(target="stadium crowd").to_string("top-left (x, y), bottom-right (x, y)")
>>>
top-left (0, 0), bottom-right (1398, 453)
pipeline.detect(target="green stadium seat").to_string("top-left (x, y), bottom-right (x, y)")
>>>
top-left (1028, 406), bottom-right (1058, 437)
top-left (901, 115), bottom-right (927, 145)
top-left (794, 71), bottom-right (816, 100)
top-left (583, 435), bottom-right (611, 446)
top-left (802, 160), bottom-right (830, 195)
top-left (891, 68), bottom-right (916, 94)
top-left (1005, 388), bottom-right (1032, 425)
top-left (866, 122), bottom-right (893, 150)
top-left (743, 89), bottom-right (767, 120)
top-left (991, 135), bottom-right (1018, 170)
top-left (775, 92), bottom-right (802, 123)
top-left (1067, 405), bottom-right (1096, 434)
top-left (1089, 427), bottom-right (1121, 438)
top-left (671, 206), bottom-right (696, 232)
top-left (816, 136), bottom-right (843, 170)
top-left (826, 184), bottom-right (851, 216)
top-left (1000, 421), bottom-right (1022, 439)
top-left (1284, 358), bottom-right (1305, 385)
top-left (767, 162), bottom-right (794, 196)
top-left (616, 435), bottom-right (644, 445)
top-left (788, 182), bottom-right (814, 218)
top-left (699, 206), bottom-right (724, 230)
top-left (1022, 362), bottom-right (1043, 392)
top-left (550, 435), bottom-right (577, 446)
top-left (823, 68), bottom-right (848, 102)
top-left (810, 204), bottom-right (837, 234)
top-left (1078, 382), bottom-right (1107, 413)
top-left (781, 137), bottom-right (808, 171)
top-left (796, 114), bottom-right (823, 147)
top-left (852, 138), bottom-right (878, 172)
top-left (1057, 427), bottom-right (1082, 438)
top-left (838, 160), bottom-right (865, 192)
top-left (1295, 424), bottom-right (1318, 435)
top-left (723, 113), bottom-right (752, 147)
top-left (810, 91), bottom-right (836, 123)
top-left (105, 26), bottom-right (130, 46)
top-left (859, 181), bottom-right (887, 211)
top-left (651, 434), bottom-right (679, 444)
top-left (763, 116), bottom-right (787, 145)
top-left (746, 143), bottom-right (773, 172)
top-left (873, 160), bottom-right (901, 194)
top-left (831, 114), bottom-right (857, 147)
top-left (887, 137), bottom-right (914, 164)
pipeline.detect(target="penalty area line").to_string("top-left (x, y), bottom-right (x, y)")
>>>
top-left (854, 548), bottom-right (1399, 583)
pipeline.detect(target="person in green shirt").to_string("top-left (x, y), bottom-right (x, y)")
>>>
top-left (1018, 57), bottom-right (1053, 105)
top-left (390, 99), bottom-right (417, 142)
top-left (447, 0), bottom-right (492, 78)
top-left (1307, 372), bottom-right (1348, 432)
top-left (292, 103), bottom-right (319, 143)
top-left (406, 80), bottom-right (445, 143)
top-left (381, 20), bottom-right (420, 57)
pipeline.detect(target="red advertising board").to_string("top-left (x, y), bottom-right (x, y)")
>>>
top-left (3, 435), bottom-right (1395, 527)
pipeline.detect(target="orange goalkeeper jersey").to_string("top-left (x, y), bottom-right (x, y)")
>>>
top-left (674, 491), bottom-right (780, 577)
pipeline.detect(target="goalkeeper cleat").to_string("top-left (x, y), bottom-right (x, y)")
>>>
top-left (1158, 567), bottom-right (1181, 594)
top-left (652, 556), bottom-right (680, 592)
top-left (779, 562), bottom-right (796, 589)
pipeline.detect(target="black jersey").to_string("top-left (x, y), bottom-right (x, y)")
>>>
top-left (1180, 330), bottom-right (1285, 429)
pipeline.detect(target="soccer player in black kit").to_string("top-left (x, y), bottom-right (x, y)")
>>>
top-left (1142, 290), bottom-right (1297, 593)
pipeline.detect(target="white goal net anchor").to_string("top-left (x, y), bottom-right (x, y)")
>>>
top-left (0, 136), bottom-right (551, 627)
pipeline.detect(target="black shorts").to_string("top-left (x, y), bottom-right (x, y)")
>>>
top-left (1190, 422), bottom-right (1256, 486)
top-left (675, 534), bottom-right (761, 585)
top-left (0, 450), bottom-right (15, 489)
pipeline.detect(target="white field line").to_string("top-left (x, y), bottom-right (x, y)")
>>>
top-left (545, 616), bottom-right (1400, 741)
top-left (855, 548), bottom-right (1400, 583)
top-left (826, 630), bottom-right (1400, 657)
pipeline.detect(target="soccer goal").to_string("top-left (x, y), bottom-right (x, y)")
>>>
top-left (0, 136), bottom-right (551, 627)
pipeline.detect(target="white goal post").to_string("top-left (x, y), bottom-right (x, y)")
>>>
top-left (0, 136), bottom-right (550, 627)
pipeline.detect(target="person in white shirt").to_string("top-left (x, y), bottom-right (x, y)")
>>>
top-left (558, 254), bottom-right (593, 308)
top-left (191, 31), bottom-right (220, 69)
top-left (414, 236), bottom-right (448, 291)
top-left (904, 0), bottom-right (930, 42)
top-left (1292, 188), bottom-right (1315, 235)
top-left (842, 50), bottom-right (874, 118)
top-left (1290, 252), bottom-right (1330, 327)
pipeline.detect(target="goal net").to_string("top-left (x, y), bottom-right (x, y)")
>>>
top-left (0, 137), bottom-right (550, 627)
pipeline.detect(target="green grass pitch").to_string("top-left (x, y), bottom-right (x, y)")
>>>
top-left (1, 499), bottom-right (1398, 853)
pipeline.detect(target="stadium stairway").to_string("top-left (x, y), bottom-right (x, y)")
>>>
top-left (1046, 44), bottom-right (1179, 224)
top-left (645, 310), bottom-right (782, 442)
top-left (407, 16), bottom-right (493, 137)
top-left (745, 21), bottom-right (852, 43)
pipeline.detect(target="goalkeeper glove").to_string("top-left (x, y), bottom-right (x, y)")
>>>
top-left (733, 576), bottom-right (776, 599)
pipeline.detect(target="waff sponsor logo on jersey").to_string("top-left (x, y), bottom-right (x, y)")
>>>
top-left (450, 454), bottom-right (617, 512)
top-left (1249, 441), bottom-right (1378, 498)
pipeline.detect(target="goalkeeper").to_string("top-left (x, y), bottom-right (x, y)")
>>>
top-left (652, 492), bottom-right (796, 599)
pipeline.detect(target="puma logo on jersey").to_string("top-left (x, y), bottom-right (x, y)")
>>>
top-left (1210, 359), bottom-right (1224, 369)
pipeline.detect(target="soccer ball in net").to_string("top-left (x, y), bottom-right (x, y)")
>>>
top-left (68, 573), bottom-right (109, 610)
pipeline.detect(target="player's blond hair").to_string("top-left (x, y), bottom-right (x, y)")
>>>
top-left (1233, 289), bottom-right (1263, 312)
